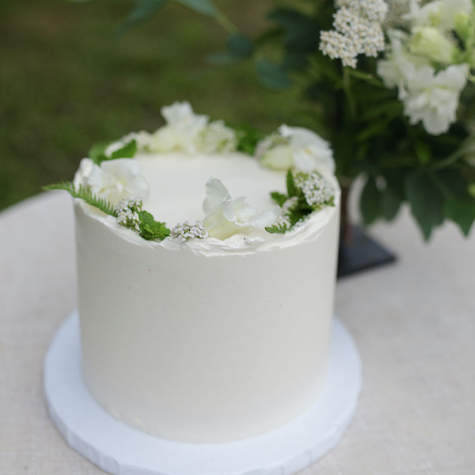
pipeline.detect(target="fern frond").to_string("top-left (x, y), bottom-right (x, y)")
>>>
top-left (265, 221), bottom-right (291, 234)
top-left (43, 181), bottom-right (116, 216)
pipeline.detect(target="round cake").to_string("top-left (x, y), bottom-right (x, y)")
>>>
top-left (66, 102), bottom-right (340, 443)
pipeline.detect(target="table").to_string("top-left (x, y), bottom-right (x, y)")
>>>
top-left (1, 192), bottom-right (475, 475)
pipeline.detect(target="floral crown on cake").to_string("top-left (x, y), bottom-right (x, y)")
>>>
top-left (44, 102), bottom-right (337, 243)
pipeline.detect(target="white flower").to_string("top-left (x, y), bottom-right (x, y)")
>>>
top-left (403, 63), bottom-right (469, 134)
top-left (260, 125), bottom-right (335, 174)
top-left (202, 178), bottom-right (281, 240)
top-left (409, 26), bottom-right (459, 64)
top-left (151, 101), bottom-right (208, 154)
top-left (84, 159), bottom-right (149, 206)
top-left (320, 0), bottom-right (388, 68)
top-left (197, 120), bottom-right (238, 154)
top-left (377, 29), bottom-right (430, 99)
top-left (404, 0), bottom-right (472, 31)
top-left (171, 220), bottom-right (209, 242)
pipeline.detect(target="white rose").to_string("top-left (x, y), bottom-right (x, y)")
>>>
top-left (203, 178), bottom-right (281, 240)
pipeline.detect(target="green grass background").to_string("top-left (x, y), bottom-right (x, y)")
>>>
top-left (0, 0), bottom-right (303, 211)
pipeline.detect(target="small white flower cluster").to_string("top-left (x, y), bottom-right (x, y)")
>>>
top-left (295, 172), bottom-right (335, 208)
top-left (198, 120), bottom-right (238, 154)
top-left (115, 198), bottom-right (142, 228)
top-left (171, 220), bottom-right (209, 242)
top-left (320, 0), bottom-right (388, 68)
top-left (254, 132), bottom-right (290, 159)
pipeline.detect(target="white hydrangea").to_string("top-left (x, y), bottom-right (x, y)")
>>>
top-left (320, 0), bottom-right (388, 68)
top-left (197, 120), bottom-right (238, 154)
top-left (259, 125), bottom-right (335, 174)
top-left (171, 220), bottom-right (209, 242)
top-left (84, 158), bottom-right (149, 206)
top-left (151, 101), bottom-right (208, 154)
top-left (202, 178), bottom-right (281, 240)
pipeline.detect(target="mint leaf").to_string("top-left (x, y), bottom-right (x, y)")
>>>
top-left (138, 210), bottom-right (170, 241)
top-left (270, 191), bottom-right (287, 206)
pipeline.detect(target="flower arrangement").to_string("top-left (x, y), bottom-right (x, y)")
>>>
top-left (44, 102), bottom-right (336, 243)
top-left (91, 0), bottom-right (475, 240)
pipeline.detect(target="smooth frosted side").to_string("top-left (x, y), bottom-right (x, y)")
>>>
top-left (76, 203), bottom-right (340, 443)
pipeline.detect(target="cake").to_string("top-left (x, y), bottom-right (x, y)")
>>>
top-left (55, 102), bottom-right (340, 443)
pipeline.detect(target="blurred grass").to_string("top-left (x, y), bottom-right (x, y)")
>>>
top-left (0, 0), bottom-right (301, 211)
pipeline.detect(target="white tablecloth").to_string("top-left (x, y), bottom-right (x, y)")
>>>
top-left (1, 192), bottom-right (474, 475)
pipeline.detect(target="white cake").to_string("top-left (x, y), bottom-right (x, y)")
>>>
top-left (70, 102), bottom-right (340, 443)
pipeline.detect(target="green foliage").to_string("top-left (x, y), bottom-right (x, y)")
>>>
top-left (360, 176), bottom-right (381, 225)
top-left (405, 172), bottom-right (444, 240)
top-left (235, 124), bottom-right (264, 156)
top-left (265, 221), bottom-right (290, 234)
top-left (90, 139), bottom-right (138, 164)
top-left (138, 210), bottom-right (170, 240)
top-left (256, 59), bottom-right (293, 90)
top-left (174, 0), bottom-right (218, 17)
top-left (286, 169), bottom-right (297, 197)
top-left (43, 182), bottom-right (116, 216)
top-left (118, 0), bottom-right (167, 36)
top-left (270, 191), bottom-right (287, 207)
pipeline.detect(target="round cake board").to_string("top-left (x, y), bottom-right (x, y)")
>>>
top-left (44, 311), bottom-right (361, 475)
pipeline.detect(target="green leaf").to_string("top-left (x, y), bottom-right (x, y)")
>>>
top-left (89, 142), bottom-right (109, 164)
top-left (267, 9), bottom-right (317, 52)
top-left (405, 172), bottom-right (444, 240)
top-left (226, 34), bottom-right (254, 59)
top-left (235, 124), bottom-right (264, 155)
top-left (286, 170), bottom-right (298, 197)
top-left (270, 191), bottom-right (287, 206)
top-left (174, 0), bottom-right (218, 17)
top-left (282, 51), bottom-right (309, 71)
top-left (444, 199), bottom-right (475, 236)
top-left (118, 0), bottom-right (167, 35)
top-left (431, 169), bottom-right (470, 201)
top-left (43, 182), bottom-right (116, 216)
top-left (360, 175), bottom-right (381, 225)
top-left (256, 59), bottom-right (293, 90)
top-left (380, 185), bottom-right (402, 221)
top-left (109, 139), bottom-right (138, 159)
top-left (138, 210), bottom-right (170, 240)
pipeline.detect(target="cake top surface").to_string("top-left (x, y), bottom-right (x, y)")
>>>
top-left (64, 101), bottom-right (340, 255)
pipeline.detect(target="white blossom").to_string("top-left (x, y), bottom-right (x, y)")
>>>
top-left (171, 220), bottom-right (209, 242)
top-left (85, 159), bottom-right (149, 206)
top-left (202, 178), bottom-right (281, 240)
top-left (259, 125), bottom-right (335, 174)
top-left (403, 0), bottom-right (473, 31)
top-left (294, 172), bottom-right (336, 208)
top-left (197, 120), bottom-right (238, 154)
top-left (151, 101), bottom-right (208, 154)
top-left (402, 63), bottom-right (469, 135)
top-left (320, 0), bottom-right (388, 68)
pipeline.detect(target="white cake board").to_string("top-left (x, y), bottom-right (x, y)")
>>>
top-left (44, 311), bottom-right (361, 475)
